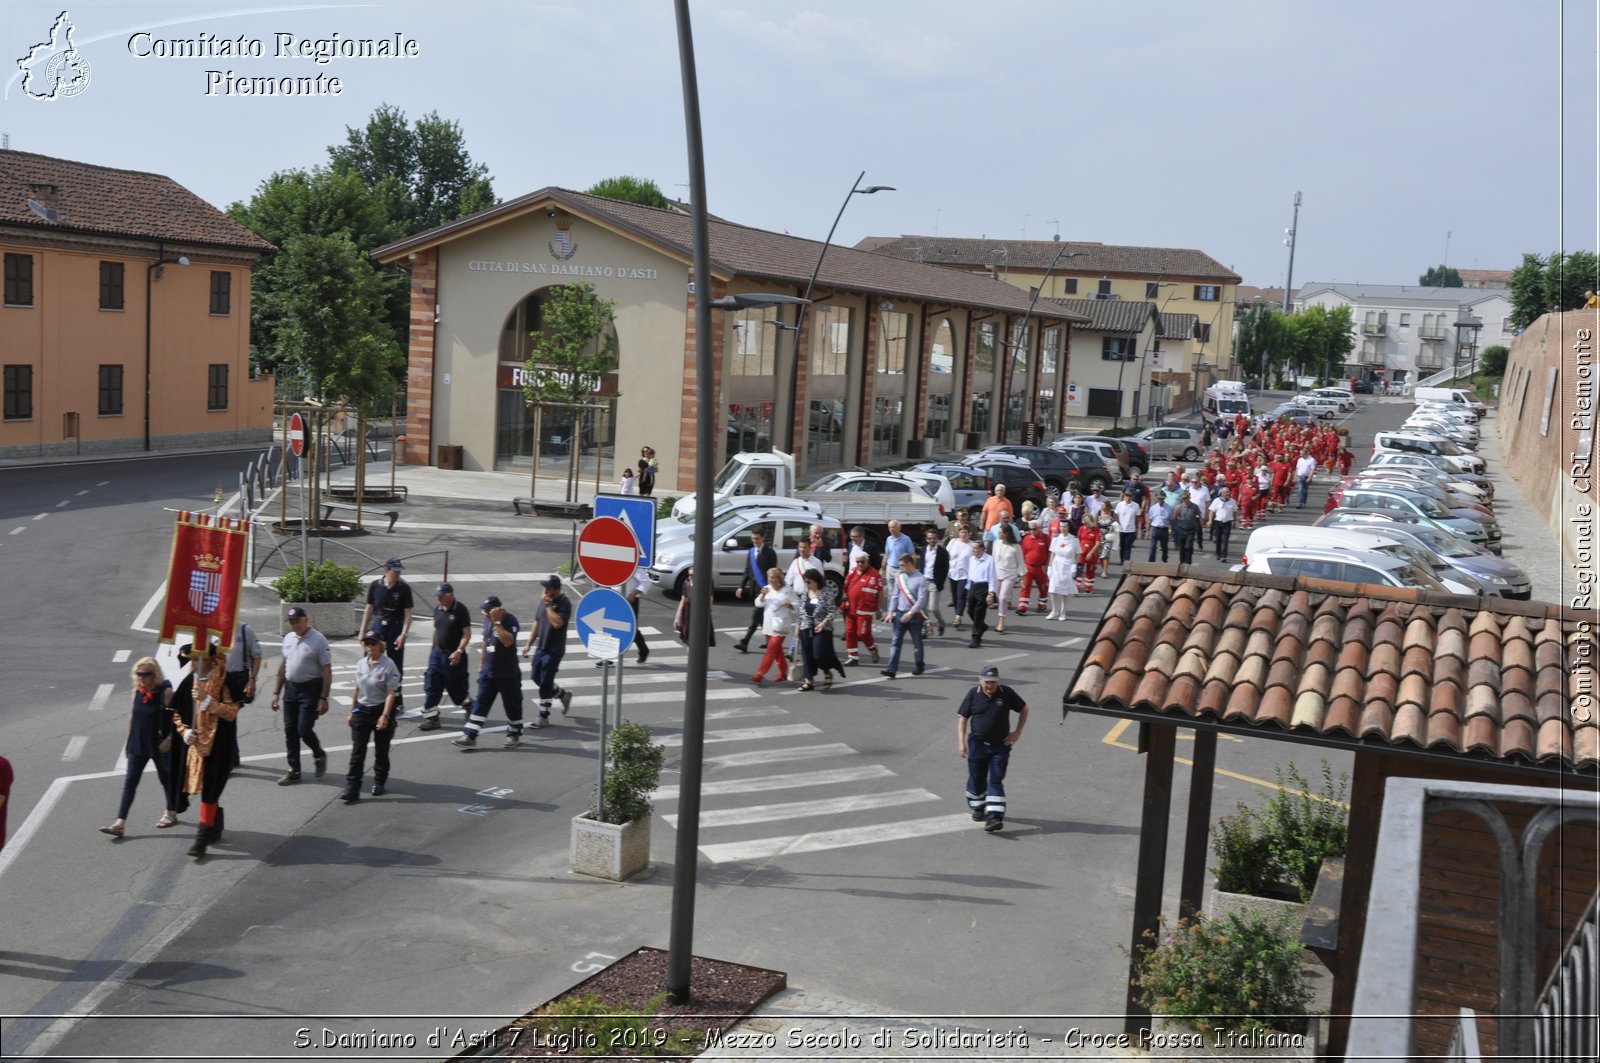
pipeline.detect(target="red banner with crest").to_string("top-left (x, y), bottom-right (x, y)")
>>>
top-left (158, 511), bottom-right (248, 652)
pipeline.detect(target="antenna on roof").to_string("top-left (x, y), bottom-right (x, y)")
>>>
top-left (1047, 218), bottom-right (1060, 242)
top-left (2, 133), bottom-right (9, 149)
top-left (26, 199), bottom-right (60, 224)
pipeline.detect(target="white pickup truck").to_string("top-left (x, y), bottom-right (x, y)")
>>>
top-left (670, 450), bottom-right (948, 531)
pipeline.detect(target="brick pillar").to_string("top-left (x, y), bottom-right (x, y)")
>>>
top-left (789, 307), bottom-right (812, 477)
top-left (404, 249), bottom-right (438, 465)
top-left (911, 307), bottom-right (932, 439)
top-left (958, 314), bottom-right (978, 436)
top-left (1055, 323), bottom-right (1072, 432)
top-left (856, 302), bottom-right (880, 467)
top-left (676, 279), bottom-right (727, 493)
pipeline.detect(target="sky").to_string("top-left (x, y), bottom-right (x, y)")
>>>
top-left (2, 0), bottom-right (1595, 288)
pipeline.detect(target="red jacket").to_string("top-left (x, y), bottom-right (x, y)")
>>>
top-left (1020, 533), bottom-right (1052, 568)
top-left (843, 568), bottom-right (883, 615)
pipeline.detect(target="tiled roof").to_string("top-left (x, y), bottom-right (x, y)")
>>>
top-left (374, 189), bottom-right (1088, 322)
top-left (0, 149), bottom-right (275, 254)
top-left (1065, 565), bottom-right (1598, 773)
top-left (1237, 285), bottom-right (1295, 306)
top-left (1158, 312), bottom-right (1198, 340)
top-left (1056, 298), bottom-right (1155, 333)
top-left (1458, 268), bottom-right (1512, 286)
top-left (861, 235), bottom-right (1241, 284)
top-left (1298, 281), bottom-right (1510, 307)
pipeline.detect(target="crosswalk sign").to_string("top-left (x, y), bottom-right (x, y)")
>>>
top-left (593, 494), bottom-right (657, 568)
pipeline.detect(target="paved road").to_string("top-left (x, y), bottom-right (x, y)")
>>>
top-left (0, 400), bottom-right (1462, 1059)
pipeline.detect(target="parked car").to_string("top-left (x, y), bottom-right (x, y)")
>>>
top-left (1308, 388), bottom-right (1357, 411)
top-left (1261, 404), bottom-right (1315, 427)
top-left (1352, 467), bottom-right (1492, 505)
top-left (980, 444), bottom-right (1110, 494)
top-left (1130, 425), bottom-right (1205, 462)
top-left (804, 469), bottom-right (958, 515)
top-left (910, 462), bottom-right (998, 513)
top-left (649, 505), bottom-right (845, 598)
top-left (1056, 434), bottom-right (1150, 474)
top-left (1330, 486), bottom-right (1501, 552)
top-left (1371, 431), bottom-right (1486, 475)
top-left (1333, 480), bottom-right (1494, 523)
top-left (955, 454), bottom-right (1049, 512)
top-left (1350, 379), bottom-right (1376, 394)
top-left (1300, 513), bottom-right (1530, 599)
top-left (1367, 452), bottom-right (1493, 498)
top-left (1237, 526), bottom-right (1488, 595)
top-left (1300, 396), bottom-right (1345, 419)
top-left (1240, 546), bottom-right (1452, 592)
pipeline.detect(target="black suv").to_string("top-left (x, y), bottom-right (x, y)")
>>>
top-left (957, 456), bottom-right (1048, 512)
top-left (1058, 434), bottom-right (1149, 475)
top-left (979, 444), bottom-right (1112, 494)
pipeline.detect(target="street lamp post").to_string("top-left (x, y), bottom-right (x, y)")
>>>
top-left (999, 247), bottom-right (1084, 440)
top-left (144, 250), bottom-right (190, 451)
top-left (1130, 282), bottom-right (1177, 428)
top-left (782, 172), bottom-right (893, 455)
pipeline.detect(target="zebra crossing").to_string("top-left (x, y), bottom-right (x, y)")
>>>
top-left (326, 624), bottom-right (974, 864)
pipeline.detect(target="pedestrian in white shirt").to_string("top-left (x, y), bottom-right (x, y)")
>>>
top-left (1188, 476), bottom-right (1211, 513)
top-left (1046, 529), bottom-right (1080, 619)
top-left (783, 539), bottom-right (824, 659)
top-left (946, 524), bottom-right (975, 629)
top-left (1294, 451), bottom-right (1317, 508)
top-left (1112, 491), bottom-right (1142, 566)
top-left (1208, 487), bottom-right (1240, 562)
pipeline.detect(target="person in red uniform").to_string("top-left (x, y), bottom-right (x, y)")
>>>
top-left (1270, 453), bottom-right (1293, 512)
top-left (841, 551), bottom-right (884, 666)
top-left (1338, 446), bottom-right (1354, 476)
top-left (1018, 522), bottom-right (1052, 614)
top-left (1075, 516), bottom-right (1103, 594)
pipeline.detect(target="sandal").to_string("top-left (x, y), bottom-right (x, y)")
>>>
top-left (99, 823), bottom-right (124, 838)
top-left (156, 813), bottom-right (178, 829)
top-left (798, 680), bottom-right (815, 692)
top-left (822, 673), bottom-right (833, 689)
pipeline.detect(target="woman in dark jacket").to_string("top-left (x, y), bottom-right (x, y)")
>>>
top-left (173, 644), bottom-right (242, 858)
top-left (796, 569), bottom-right (844, 692)
top-left (99, 657), bottom-right (180, 837)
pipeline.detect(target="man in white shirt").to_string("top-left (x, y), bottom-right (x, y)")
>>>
top-left (963, 539), bottom-right (998, 648)
top-left (1112, 491), bottom-right (1143, 565)
top-left (1207, 486), bottom-right (1240, 562)
top-left (1187, 476), bottom-right (1211, 513)
top-left (1294, 450), bottom-right (1318, 508)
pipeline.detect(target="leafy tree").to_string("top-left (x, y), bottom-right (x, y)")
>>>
top-left (585, 175), bottom-right (670, 209)
top-left (1419, 265), bottom-right (1462, 287)
top-left (1509, 250), bottom-right (1600, 328)
top-left (1479, 344), bottom-right (1510, 377)
top-left (328, 103), bottom-right (495, 231)
top-left (1233, 303), bottom-right (1292, 384)
top-left (1509, 252), bottom-right (1546, 329)
top-left (522, 283), bottom-right (620, 500)
top-left (1286, 304), bottom-right (1356, 381)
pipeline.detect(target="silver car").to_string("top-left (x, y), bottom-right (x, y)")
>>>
top-left (1131, 426), bottom-right (1205, 462)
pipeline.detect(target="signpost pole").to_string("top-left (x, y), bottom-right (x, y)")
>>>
top-left (596, 659), bottom-right (610, 822)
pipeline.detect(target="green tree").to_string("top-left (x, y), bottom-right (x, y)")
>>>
top-left (1480, 344), bottom-right (1510, 376)
top-left (1509, 252), bottom-right (1546, 330)
top-left (328, 103), bottom-right (496, 231)
top-left (1419, 265), bottom-right (1462, 287)
top-left (1234, 303), bottom-right (1292, 385)
top-left (522, 283), bottom-right (620, 501)
top-left (585, 175), bottom-right (670, 209)
top-left (1544, 250), bottom-right (1600, 315)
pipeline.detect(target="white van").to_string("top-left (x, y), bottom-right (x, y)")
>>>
top-left (1202, 384), bottom-right (1251, 419)
top-left (1413, 387), bottom-right (1486, 416)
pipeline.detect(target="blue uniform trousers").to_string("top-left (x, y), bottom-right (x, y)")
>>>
top-left (965, 738), bottom-right (1012, 822)
top-left (464, 672), bottom-right (524, 737)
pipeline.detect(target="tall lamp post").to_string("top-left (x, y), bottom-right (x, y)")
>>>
top-left (782, 172), bottom-right (894, 454)
top-left (144, 250), bottom-right (190, 451)
top-left (669, 6), bottom-right (806, 1000)
top-left (1130, 282), bottom-right (1177, 428)
top-left (999, 247), bottom-right (1085, 440)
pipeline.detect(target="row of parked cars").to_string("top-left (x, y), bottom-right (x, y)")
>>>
top-left (1234, 389), bottom-right (1531, 599)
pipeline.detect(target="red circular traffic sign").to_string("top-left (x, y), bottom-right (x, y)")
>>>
top-left (577, 516), bottom-right (640, 586)
top-left (288, 412), bottom-right (306, 457)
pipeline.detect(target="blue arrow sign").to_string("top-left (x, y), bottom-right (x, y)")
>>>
top-left (575, 587), bottom-right (636, 655)
top-left (593, 494), bottom-right (657, 568)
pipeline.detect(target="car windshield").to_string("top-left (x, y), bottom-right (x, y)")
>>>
top-left (1373, 542), bottom-right (1437, 571)
top-left (805, 473), bottom-right (851, 491)
top-left (1408, 527), bottom-right (1474, 557)
top-left (1392, 563), bottom-right (1447, 590)
top-left (1217, 398), bottom-right (1249, 414)
top-left (1411, 496), bottom-right (1452, 518)
top-left (712, 458), bottom-right (751, 493)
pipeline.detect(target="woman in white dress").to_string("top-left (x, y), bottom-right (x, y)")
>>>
top-left (991, 522), bottom-right (1024, 634)
top-left (1046, 527), bottom-right (1081, 620)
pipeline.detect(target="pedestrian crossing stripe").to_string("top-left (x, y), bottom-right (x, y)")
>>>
top-left (662, 788), bottom-right (938, 829)
top-left (655, 723), bottom-right (820, 747)
top-left (650, 764), bottom-right (895, 800)
top-left (703, 743), bottom-right (857, 769)
top-left (696, 814), bottom-right (978, 864)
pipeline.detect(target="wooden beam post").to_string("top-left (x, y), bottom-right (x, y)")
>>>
top-left (1124, 720), bottom-right (1177, 1036)
top-left (1179, 728), bottom-right (1218, 920)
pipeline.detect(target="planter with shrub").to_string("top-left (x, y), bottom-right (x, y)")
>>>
top-left (1209, 761), bottom-right (1348, 922)
top-left (571, 721), bottom-right (664, 881)
top-left (271, 561), bottom-right (363, 638)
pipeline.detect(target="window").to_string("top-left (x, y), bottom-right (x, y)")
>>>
top-left (877, 311), bottom-right (909, 374)
top-left (1398, 313), bottom-right (1410, 328)
top-left (5, 253), bottom-right (34, 306)
top-left (209, 271), bottom-right (232, 315)
top-left (1060, 278), bottom-right (1078, 295)
top-left (809, 305), bottom-right (851, 376)
top-left (4, 364), bottom-right (32, 420)
top-left (99, 262), bottom-right (125, 310)
top-left (973, 321), bottom-right (996, 374)
top-left (1097, 278), bottom-right (1113, 296)
top-left (1540, 367), bottom-right (1558, 437)
top-left (1195, 323), bottom-right (1213, 343)
top-left (871, 396), bottom-right (903, 459)
top-left (1102, 336), bottom-right (1135, 361)
top-left (729, 305), bottom-right (777, 376)
top-left (98, 364), bottom-right (123, 415)
top-left (1146, 282), bottom-right (1160, 299)
top-left (1086, 387), bottom-right (1122, 418)
top-left (1194, 285), bottom-right (1219, 301)
top-left (207, 363), bottom-right (229, 410)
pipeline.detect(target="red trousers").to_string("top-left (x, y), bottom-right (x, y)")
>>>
top-left (843, 613), bottom-right (876, 655)
top-left (1020, 564), bottom-right (1049, 604)
top-left (755, 635), bottom-right (789, 681)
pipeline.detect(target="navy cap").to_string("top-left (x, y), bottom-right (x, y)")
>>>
top-left (480, 595), bottom-right (502, 612)
top-left (436, 582), bottom-right (454, 597)
top-left (361, 627), bottom-right (385, 643)
top-left (540, 575), bottom-right (562, 590)
top-left (383, 557), bottom-right (405, 571)
top-left (285, 606), bottom-right (308, 621)
top-left (979, 664), bottom-right (1001, 680)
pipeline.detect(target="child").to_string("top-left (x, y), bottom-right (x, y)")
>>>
top-left (619, 467), bottom-right (637, 496)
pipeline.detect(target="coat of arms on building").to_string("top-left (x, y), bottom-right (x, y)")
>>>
top-left (549, 219), bottom-right (577, 261)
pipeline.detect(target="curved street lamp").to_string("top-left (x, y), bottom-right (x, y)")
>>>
top-left (144, 250), bottom-right (190, 451)
top-left (782, 172), bottom-right (894, 454)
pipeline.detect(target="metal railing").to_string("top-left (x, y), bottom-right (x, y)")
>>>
top-left (1419, 325), bottom-right (1450, 340)
top-left (1533, 888), bottom-right (1598, 1061)
top-left (1346, 778), bottom-right (1599, 1062)
top-left (1445, 1007), bottom-right (1482, 1063)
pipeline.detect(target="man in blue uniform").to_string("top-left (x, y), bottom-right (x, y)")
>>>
top-left (358, 558), bottom-right (415, 711)
top-left (957, 664), bottom-right (1028, 833)
top-left (420, 583), bottom-right (473, 731)
top-left (453, 596), bottom-right (523, 749)
top-left (522, 574), bottom-right (574, 727)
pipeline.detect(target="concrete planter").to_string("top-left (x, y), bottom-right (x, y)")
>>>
top-left (571, 814), bottom-right (651, 881)
top-left (1150, 1018), bottom-right (1316, 1060)
top-left (1206, 885), bottom-right (1306, 929)
top-left (281, 601), bottom-right (360, 639)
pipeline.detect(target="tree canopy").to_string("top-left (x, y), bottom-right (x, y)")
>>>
top-left (1419, 265), bottom-right (1463, 287)
top-left (1233, 303), bottom-right (1292, 383)
top-left (521, 283), bottom-right (620, 409)
top-left (585, 175), bottom-right (670, 209)
top-left (1508, 250), bottom-right (1600, 329)
top-left (328, 103), bottom-right (496, 231)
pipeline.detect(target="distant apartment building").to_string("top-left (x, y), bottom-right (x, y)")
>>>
top-left (0, 149), bottom-right (275, 459)
top-left (1457, 268), bottom-right (1513, 289)
top-left (863, 236), bottom-right (1240, 422)
top-left (1295, 282), bottom-right (1513, 386)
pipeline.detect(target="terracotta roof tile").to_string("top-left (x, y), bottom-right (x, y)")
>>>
top-left (862, 235), bottom-right (1242, 283)
top-left (1426, 710), bottom-right (1462, 752)
top-left (1392, 703), bottom-right (1428, 747)
top-left (1062, 567), bottom-right (1598, 774)
top-left (1325, 695), bottom-right (1362, 736)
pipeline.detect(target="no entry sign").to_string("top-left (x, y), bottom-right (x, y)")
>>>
top-left (288, 412), bottom-right (306, 457)
top-left (576, 516), bottom-right (640, 587)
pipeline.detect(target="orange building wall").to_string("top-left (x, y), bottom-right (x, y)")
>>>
top-left (0, 242), bottom-right (270, 458)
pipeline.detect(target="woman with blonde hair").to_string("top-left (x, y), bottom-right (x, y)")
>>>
top-left (99, 657), bottom-right (179, 837)
top-left (172, 643), bottom-right (243, 858)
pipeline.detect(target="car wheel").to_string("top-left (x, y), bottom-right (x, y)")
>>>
top-left (1182, 447), bottom-right (1200, 461)
top-left (1045, 477), bottom-right (1067, 493)
top-left (1087, 475), bottom-right (1108, 493)
top-left (825, 571), bottom-right (845, 600)
top-left (670, 572), bottom-right (689, 600)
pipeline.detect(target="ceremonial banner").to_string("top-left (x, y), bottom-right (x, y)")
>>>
top-left (158, 511), bottom-right (248, 652)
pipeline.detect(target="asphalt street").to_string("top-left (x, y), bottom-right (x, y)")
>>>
top-left (0, 402), bottom-right (1454, 1060)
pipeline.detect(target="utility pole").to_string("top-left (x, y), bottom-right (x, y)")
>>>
top-left (1282, 191), bottom-right (1301, 314)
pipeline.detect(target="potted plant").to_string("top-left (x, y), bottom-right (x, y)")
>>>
top-left (1209, 762), bottom-right (1348, 924)
top-left (1132, 909), bottom-right (1316, 1058)
top-left (571, 721), bottom-right (664, 881)
top-left (271, 560), bottom-right (363, 638)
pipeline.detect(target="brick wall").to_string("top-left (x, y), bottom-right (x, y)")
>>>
top-left (675, 279), bottom-right (727, 493)
top-left (403, 248), bottom-right (438, 465)
top-left (856, 302), bottom-right (880, 467)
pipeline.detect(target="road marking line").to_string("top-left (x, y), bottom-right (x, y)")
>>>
top-left (697, 813), bottom-right (977, 864)
top-left (392, 520), bottom-right (571, 536)
top-left (705, 705), bottom-right (788, 721)
top-left (77, 490), bottom-right (89, 495)
top-left (664, 787), bottom-right (939, 829)
top-left (985, 652), bottom-right (1030, 663)
top-left (574, 687), bottom-right (755, 709)
top-left (1054, 637), bottom-right (1086, 648)
top-left (33, 512), bottom-right (48, 520)
top-left (704, 743), bottom-right (858, 769)
top-left (132, 582), bottom-right (166, 633)
top-left (113, 649), bottom-right (131, 663)
top-left (656, 723), bottom-right (821, 748)
top-left (1100, 720), bottom-right (1344, 804)
top-left (62, 736), bottom-right (87, 761)
top-left (88, 683), bottom-right (115, 712)
top-left (652, 764), bottom-right (896, 801)
top-left (55, 500), bottom-right (69, 508)
top-left (98, 480), bottom-right (110, 485)
top-left (9, 527), bottom-right (22, 535)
